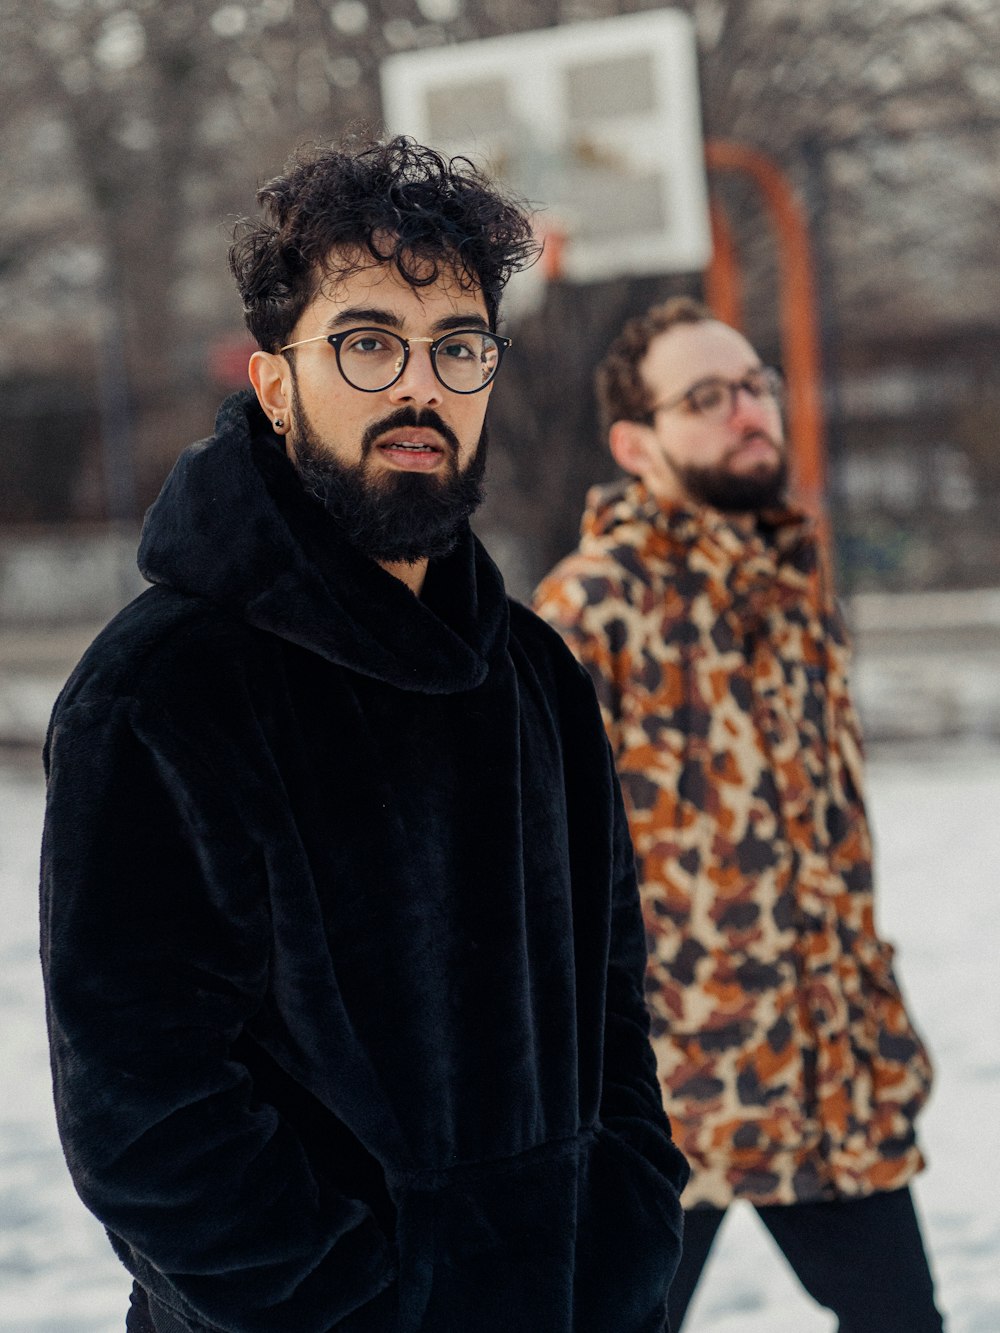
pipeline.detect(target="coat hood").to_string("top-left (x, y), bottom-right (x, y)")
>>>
top-left (138, 390), bottom-right (509, 693)
top-left (576, 476), bottom-right (819, 601)
top-left (580, 477), bottom-right (814, 560)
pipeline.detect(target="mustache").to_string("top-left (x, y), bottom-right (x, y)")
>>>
top-left (360, 408), bottom-right (461, 458)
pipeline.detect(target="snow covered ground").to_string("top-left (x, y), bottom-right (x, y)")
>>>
top-left (2, 740), bottom-right (999, 1332)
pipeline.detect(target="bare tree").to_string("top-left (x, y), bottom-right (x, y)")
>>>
top-left (3, 0), bottom-right (1000, 587)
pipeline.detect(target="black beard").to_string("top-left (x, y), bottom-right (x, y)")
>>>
top-left (290, 407), bottom-right (488, 564)
top-left (674, 454), bottom-right (788, 513)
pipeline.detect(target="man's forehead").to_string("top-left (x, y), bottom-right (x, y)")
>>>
top-left (643, 320), bottom-right (761, 389)
top-left (315, 249), bottom-right (486, 317)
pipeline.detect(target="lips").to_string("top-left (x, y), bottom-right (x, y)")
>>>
top-left (375, 429), bottom-right (447, 471)
top-left (730, 432), bottom-right (779, 458)
top-left (361, 410), bottom-right (462, 473)
top-left (737, 437), bottom-right (776, 455)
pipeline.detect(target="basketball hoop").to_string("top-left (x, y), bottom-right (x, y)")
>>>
top-left (380, 9), bottom-right (710, 285)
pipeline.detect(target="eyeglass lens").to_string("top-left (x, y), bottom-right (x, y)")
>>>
top-left (688, 368), bottom-right (783, 418)
top-left (336, 329), bottom-right (501, 393)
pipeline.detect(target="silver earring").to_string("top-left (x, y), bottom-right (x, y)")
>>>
top-left (274, 418), bottom-right (284, 429)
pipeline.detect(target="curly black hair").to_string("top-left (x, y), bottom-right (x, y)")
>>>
top-left (229, 135), bottom-right (539, 351)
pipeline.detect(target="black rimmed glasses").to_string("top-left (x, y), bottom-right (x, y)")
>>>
top-left (649, 366), bottom-right (785, 423)
top-left (278, 326), bottom-right (512, 395)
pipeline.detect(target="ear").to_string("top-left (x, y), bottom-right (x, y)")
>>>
top-left (249, 351), bottom-right (291, 434)
top-left (608, 419), bottom-right (655, 478)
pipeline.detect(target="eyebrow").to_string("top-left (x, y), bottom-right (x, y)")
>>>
top-left (323, 306), bottom-right (490, 334)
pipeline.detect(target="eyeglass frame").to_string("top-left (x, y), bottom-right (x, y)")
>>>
top-left (277, 326), bottom-right (512, 395)
top-left (646, 365), bottom-right (785, 422)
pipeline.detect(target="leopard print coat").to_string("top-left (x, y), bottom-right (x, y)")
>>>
top-left (534, 478), bottom-right (932, 1208)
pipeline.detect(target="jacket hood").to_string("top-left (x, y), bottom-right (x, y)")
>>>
top-left (577, 477), bottom-right (817, 589)
top-left (581, 476), bottom-right (810, 549)
top-left (138, 390), bottom-right (509, 693)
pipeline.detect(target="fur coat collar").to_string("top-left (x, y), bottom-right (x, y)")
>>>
top-left (138, 389), bottom-right (507, 693)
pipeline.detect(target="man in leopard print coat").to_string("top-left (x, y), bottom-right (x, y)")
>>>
top-left (534, 297), bottom-right (942, 1331)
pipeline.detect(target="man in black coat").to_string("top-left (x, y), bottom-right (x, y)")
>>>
top-left (40, 137), bottom-right (687, 1333)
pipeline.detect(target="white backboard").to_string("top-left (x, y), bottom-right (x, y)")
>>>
top-left (380, 9), bottom-right (711, 283)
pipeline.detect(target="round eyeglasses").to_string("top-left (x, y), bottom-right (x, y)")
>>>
top-left (649, 366), bottom-right (785, 423)
top-left (278, 326), bottom-right (511, 395)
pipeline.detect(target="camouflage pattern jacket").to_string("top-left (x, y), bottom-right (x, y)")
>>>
top-left (534, 479), bottom-right (932, 1208)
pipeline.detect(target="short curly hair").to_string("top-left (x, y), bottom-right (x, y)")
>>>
top-left (229, 135), bottom-right (539, 351)
top-left (595, 295), bottom-right (714, 437)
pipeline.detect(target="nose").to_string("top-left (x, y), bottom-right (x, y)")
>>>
top-left (387, 342), bottom-right (444, 408)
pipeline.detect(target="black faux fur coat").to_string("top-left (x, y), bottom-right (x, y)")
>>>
top-left (40, 391), bottom-right (687, 1333)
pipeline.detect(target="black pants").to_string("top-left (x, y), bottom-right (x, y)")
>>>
top-left (669, 1186), bottom-right (944, 1333)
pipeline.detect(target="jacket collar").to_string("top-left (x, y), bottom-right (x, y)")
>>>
top-left (584, 475), bottom-right (807, 538)
top-left (138, 391), bottom-right (509, 694)
top-left (579, 477), bottom-right (819, 597)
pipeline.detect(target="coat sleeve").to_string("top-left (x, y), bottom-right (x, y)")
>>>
top-left (40, 695), bottom-right (396, 1333)
top-left (534, 570), bottom-right (689, 1200)
top-left (598, 758), bottom-right (690, 1201)
top-left (533, 564), bottom-right (629, 748)
top-left (816, 600), bottom-right (935, 1104)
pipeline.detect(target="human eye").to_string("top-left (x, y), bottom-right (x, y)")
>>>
top-left (438, 332), bottom-right (479, 361)
top-left (342, 329), bottom-right (396, 356)
top-left (745, 367), bottom-right (782, 401)
top-left (688, 380), bottom-right (727, 413)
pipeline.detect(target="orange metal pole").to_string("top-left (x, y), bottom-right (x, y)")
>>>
top-left (705, 196), bottom-right (744, 331)
top-left (704, 139), bottom-right (828, 536)
top-left (538, 220), bottom-right (568, 283)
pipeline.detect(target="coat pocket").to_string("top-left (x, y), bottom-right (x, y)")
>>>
top-left (573, 1128), bottom-right (682, 1333)
top-left (854, 936), bottom-right (934, 1115)
top-left (391, 1137), bottom-right (579, 1333)
top-left (390, 1129), bottom-right (681, 1333)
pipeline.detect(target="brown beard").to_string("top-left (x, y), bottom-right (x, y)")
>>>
top-left (664, 432), bottom-right (788, 513)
